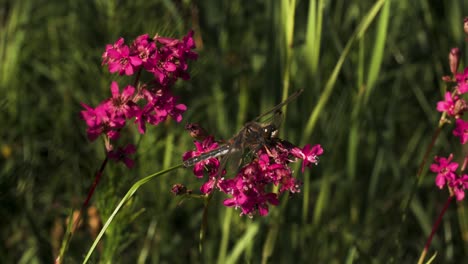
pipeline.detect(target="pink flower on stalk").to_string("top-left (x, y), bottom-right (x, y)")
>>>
top-left (430, 154), bottom-right (458, 189)
top-left (453, 119), bottom-right (468, 144)
top-left (182, 136), bottom-right (221, 180)
top-left (80, 102), bottom-right (125, 141)
top-left (102, 31), bottom-right (197, 86)
top-left (102, 38), bottom-right (142, 76)
top-left (437, 92), bottom-right (459, 116)
top-left (291, 144), bottom-right (324, 172)
top-left (449, 175), bottom-right (468, 201)
top-left (148, 30), bottom-right (198, 86)
top-left (456, 67), bottom-right (468, 94)
top-left (218, 162), bottom-right (280, 216)
top-left (133, 88), bottom-right (187, 134)
top-left (131, 34), bottom-right (156, 67)
top-left (107, 144), bottom-right (137, 168)
top-left (108, 82), bottom-right (139, 119)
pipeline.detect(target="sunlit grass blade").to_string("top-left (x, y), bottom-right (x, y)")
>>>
top-left (217, 207), bottom-right (233, 264)
top-left (304, 0), bottom-right (324, 75)
top-left (225, 222), bottom-right (259, 264)
top-left (82, 164), bottom-right (183, 264)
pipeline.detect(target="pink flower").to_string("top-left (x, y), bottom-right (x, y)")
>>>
top-left (108, 82), bottom-right (139, 119)
top-left (449, 175), bottom-right (468, 201)
top-left (102, 38), bottom-right (142, 76)
top-left (430, 154), bottom-right (458, 189)
top-left (133, 88), bottom-right (187, 134)
top-left (456, 67), bottom-right (468, 94)
top-left (291, 144), bottom-right (324, 172)
top-left (182, 136), bottom-right (221, 180)
top-left (453, 119), bottom-right (468, 144)
top-left (218, 162), bottom-right (279, 217)
top-left (102, 31), bottom-right (197, 87)
top-left (107, 144), bottom-right (137, 168)
top-left (145, 30), bottom-right (198, 86)
top-left (437, 92), bottom-right (458, 116)
top-left (132, 34), bottom-right (156, 66)
top-left (80, 102), bottom-right (125, 141)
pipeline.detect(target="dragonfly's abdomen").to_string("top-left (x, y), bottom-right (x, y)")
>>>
top-left (183, 144), bottom-right (232, 167)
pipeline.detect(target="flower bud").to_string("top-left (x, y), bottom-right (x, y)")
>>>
top-left (454, 98), bottom-right (468, 119)
top-left (449, 48), bottom-right (461, 75)
top-left (171, 184), bottom-right (189, 195)
top-left (464, 17), bottom-right (468, 36)
top-left (185, 123), bottom-right (209, 140)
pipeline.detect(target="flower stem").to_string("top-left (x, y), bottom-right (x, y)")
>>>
top-left (395, 126), bottom-right (442, 257)
top-left (417, 195), bottom-right (454, 264)
top-left (56, 156), bottom-right (108, 263)
top-left (133, 68), bottom-right (142, 88)
top-left (404, 127), bottom-right (442, 216)
top-left (82, 157), bottom-right (109, 211)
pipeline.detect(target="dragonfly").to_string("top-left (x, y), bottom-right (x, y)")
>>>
top-left (183, 89), bottom-right (304, 169)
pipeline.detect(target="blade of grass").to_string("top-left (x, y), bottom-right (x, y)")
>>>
top-left (302, 0), bottom-right (325, 223)
top-left (217, 207), bottom-right (233, 264)
top-left (303, 0), bottom-right (388, 141)
top-left (304, 0), bottom-right (324, 75)
top-left (364, 0), bottom-right (391, 103)
top-left (83, 164), bottom-right (183, 264)
top-left (313, 171), bottom-right (331, 224)
top-left (225, 222), bottom-right (259, 264)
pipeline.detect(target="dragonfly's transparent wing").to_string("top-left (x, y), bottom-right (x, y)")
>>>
top-left (184, 89), bottom-right (302, 171)
top-left (252, 89), bottom-right (303, 122)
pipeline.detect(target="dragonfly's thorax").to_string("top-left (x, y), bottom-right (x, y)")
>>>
top-left (238, 122), bottom-right (278, 151)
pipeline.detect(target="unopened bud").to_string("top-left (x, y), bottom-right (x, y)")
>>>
top-left (464, 17), bottom-right (468, 36)
top-left (442, 75), bottom-right (452, 82)
top-left (171, 184), bottom-right (189, 195)
top-left (449, 48), bottom-right (461, 75)
top-left (185, 123), bottom-right (209, 140)
top-left (454, 98), bottom-right (468, 118)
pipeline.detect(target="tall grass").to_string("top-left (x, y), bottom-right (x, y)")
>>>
top-left (2, 0), bottom-right (468, 263)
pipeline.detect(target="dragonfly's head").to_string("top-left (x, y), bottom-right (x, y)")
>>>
top-left (243, 122), bottom-right (278, 142)
top-left (262, 124), bottom-right (279, 140)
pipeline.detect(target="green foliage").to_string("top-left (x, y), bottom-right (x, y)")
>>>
top-left (2, 0), bottom-right (468, 263)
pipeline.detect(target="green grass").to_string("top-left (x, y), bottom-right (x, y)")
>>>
top-left (1, 0), bottom-right (468, 263)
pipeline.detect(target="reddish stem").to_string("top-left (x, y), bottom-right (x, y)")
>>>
top-left (396, 126), bottom-right (443, 258)
top-left (417, 195), bottom-right (454, 264)
top-left (133, 68), bottom-right (142, 88)
top-left (82, 157), bottom-right (108, 209)
top-left (461, 154), bottom-right (468, 172)
top-left (401, 127), bottom-right (442, 222)
top-left (64, 157), bottom-right (108, 245)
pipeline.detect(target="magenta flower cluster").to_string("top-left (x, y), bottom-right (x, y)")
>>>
top-left (430, 154), bottom-right (468, 201)
top-left (437, 50), bottom-right (468, 144)
top-left (433, 44), bottom-right (468, 200)
top-left (81, 31), bottom-right (197, 167)
top-left (183, 134), bottom-right (323, 217)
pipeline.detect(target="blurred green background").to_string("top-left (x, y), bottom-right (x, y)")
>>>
top-left (2, 0), bottom-right (468, 263)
